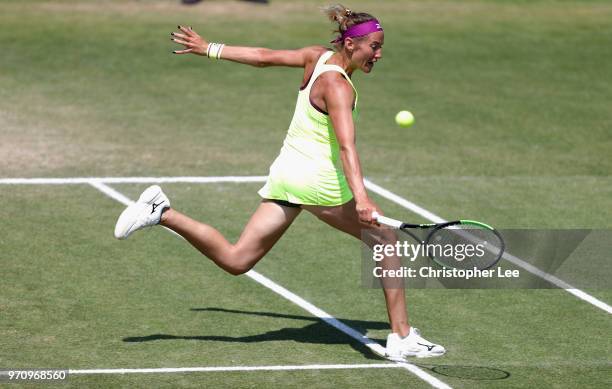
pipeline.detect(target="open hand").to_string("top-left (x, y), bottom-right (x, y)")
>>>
top-left (171, 25), bottom-right (208, 55)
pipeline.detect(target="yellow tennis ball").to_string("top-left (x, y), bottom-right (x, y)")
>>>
top-left (395, 110), bottom-right (414, 127)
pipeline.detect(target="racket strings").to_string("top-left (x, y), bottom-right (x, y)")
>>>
top-left (426, 226), bottom-right (503, 270)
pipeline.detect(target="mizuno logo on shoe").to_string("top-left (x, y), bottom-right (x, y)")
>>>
top-left (151, 201), bottom-right (164, 214)
top-left (417, 342), bottom-right (436, 351)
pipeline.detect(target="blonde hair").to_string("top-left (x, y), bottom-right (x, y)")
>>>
top-left (322, 4), bottom-right (377, 48)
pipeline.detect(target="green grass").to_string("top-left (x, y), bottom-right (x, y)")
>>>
top-left (1, 1), bottom-right (611, 388)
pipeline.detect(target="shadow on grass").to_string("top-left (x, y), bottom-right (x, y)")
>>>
top-left (413, 363), bottom-right (511, 381)
top-left (123, 307), bottom-right (513, 380)
top-left (122, 307), bottom-right (388, 360)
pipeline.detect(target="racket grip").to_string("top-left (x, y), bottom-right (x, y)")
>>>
top-left (372, 212), bottom-right (403, 229)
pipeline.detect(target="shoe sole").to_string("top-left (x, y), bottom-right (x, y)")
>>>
top-left (386, 349), bottom-right (446, 360)
top-left (413, 350), bottom-right (446, 358)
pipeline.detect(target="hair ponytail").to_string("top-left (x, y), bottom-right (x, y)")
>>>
top-left (322, 4), bottom-right (377, 48)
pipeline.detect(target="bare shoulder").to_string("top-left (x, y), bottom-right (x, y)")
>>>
top-left (319, 71), bottom-right (353, 93)
top-left (300, 45), bottom-right (330, 65)
top-left (319, 71), bottom-right (354, 105)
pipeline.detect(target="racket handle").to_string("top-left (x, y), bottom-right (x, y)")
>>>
top-left (372, 212), bottom-right (403, 229)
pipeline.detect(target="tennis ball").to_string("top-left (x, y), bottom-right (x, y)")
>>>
top-left (395, 110), bottom-right (414, 127)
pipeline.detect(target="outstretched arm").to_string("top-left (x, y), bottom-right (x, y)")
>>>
top-left (172, 25), bottom-right (320, 68)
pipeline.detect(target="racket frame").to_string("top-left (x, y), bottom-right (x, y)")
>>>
top-left (372, 213), bottom-right (505, 270)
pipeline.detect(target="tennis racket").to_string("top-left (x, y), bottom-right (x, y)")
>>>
top-left (372, 212), bottom-right (505, 270)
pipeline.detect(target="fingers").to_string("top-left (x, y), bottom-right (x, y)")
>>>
top-left (356, 203), bottom-right (382, 226)
top-left (358, 208), bottom-right (374, 225)
top-left (171, 32), bottom-right (188, 40)
top-left (171, 37), bottom-right (195, 47)
top-left (178, 25), bottom-right (196, 37)
top-left (171, 25), bottom-right (207, 56)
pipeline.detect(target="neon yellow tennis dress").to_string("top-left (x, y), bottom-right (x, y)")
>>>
top-left (258, 51), bottom-right (358, 206)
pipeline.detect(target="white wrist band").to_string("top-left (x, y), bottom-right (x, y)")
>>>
top-left (206, 42), bottom-right (225, 60)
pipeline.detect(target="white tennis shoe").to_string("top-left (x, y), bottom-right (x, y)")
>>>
top-left (114, 185), bottom-right (170, 240)
top-left (386, 327), bottom-right (446, 359)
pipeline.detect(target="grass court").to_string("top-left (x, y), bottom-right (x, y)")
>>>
top-left (1, 0), bottom-right (611, 387)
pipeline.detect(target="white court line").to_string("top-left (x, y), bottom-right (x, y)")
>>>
top-left (89, 181), bottom-right (134, 206)
top-left (364, 178), bottom-right (612, 315)
top-left (69, 363), bottom-right (400, 375)
top-left (4, 175), bottom-right (611, 314)
top-left (90, 182), bottom-right (451, 389)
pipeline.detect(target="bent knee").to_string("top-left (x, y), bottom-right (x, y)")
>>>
top-left (227, 266), bottom-right (251, 276)
top-left (226, 261), bottom-right (254, 276)
top-left (225, 252), bottom-right (262, 276)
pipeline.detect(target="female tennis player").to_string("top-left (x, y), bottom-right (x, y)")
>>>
top-left (114, 4), bottom-right (445, 359)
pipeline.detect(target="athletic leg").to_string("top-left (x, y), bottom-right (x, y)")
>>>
top-left (302, 200), bottom-right (410, 337)
top-left (161, 200), bottom-right (301, 275)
